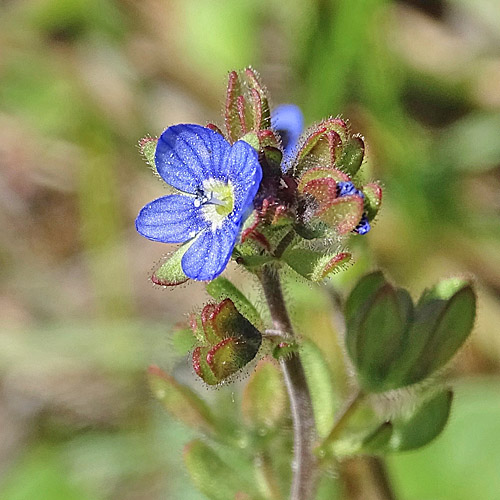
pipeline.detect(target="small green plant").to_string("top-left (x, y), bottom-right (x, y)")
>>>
top-left (136, 68), bottom-right (476, 500)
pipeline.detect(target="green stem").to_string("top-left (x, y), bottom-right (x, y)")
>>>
top-left (259, 265), bottom-right (318, 500)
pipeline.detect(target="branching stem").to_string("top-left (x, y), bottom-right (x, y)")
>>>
top-left (259, 265), bottom-right (318, 500)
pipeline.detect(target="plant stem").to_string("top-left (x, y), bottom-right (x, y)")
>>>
top-left (259, 265), bottom-right (318, 500)
top-left (340, 456), bottom-right (397, 500)
top-left (366, 456), bottom-right (397, 500)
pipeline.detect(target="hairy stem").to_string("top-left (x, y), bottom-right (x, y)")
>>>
top-left (259, 265), bottom-right (318, 500)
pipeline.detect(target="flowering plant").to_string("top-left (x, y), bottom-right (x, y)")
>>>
top-left (137, 69), bottom-right (476, 500)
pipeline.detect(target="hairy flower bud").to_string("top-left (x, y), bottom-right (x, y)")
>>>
top-left (191, 299), bottom-right (262, 385)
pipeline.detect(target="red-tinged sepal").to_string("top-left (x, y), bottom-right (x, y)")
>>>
top-left (151, 244), bottom-right (191, 286)
top-left (317, 194), bottom-right (365, 235)
top-left (139, 136), bottom-right (158, 167)
top-left (206, 123), bottom-right (224, 136)
top-left (192, 346), bottom-right (219, 386)
top-left (282, 248), bottom-right (351, 281)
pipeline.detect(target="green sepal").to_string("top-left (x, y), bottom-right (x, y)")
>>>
top-left (300, 177), bottom-right (338, 209)
top-left (362, 182), bottom-right (383, 221)
top-left (147, 365), bottom-right (215, 433)
top-left (394, 279), bottom-right (476, 386)
top-left (337, 135), bottom-right (365, 176)
top-left (242, 360), bottom-right (286, 431)
top-left (346, 274), bottom-right (476, 392)
top-left (151, 243), bottom-right (191, 286)
top-left (282, 247), bottom-right (351, 281)
top-left (139, 136), bottom-right (157, 167)
top-left (184, 440), bottom-right (258, 500)
top-left (390, 390), bottom-right (453, 452)
top-left (240, 131), bottom-right (260, 151)
top-left (206, 277), bottom-right (263, 330)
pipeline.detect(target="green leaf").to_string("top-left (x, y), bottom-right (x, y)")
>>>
top-left (184, 440), bottom-right (258, 500)
top-left (242, 360), bottom-right (286, 430)
top-left (406, 282), bottom-right (476, 385)
top-left (346, 283), bottom-right (410, 392)
top-left (344, 271), bottom-right (387, 323)
top-left (206, 277), bottom-right (263, 330)
top-left (391, 390), bottom-right (453, 452)
top-left (147, 365), bottom-right (215, 433)
top-left (392, 279), bottom-right (476, 387)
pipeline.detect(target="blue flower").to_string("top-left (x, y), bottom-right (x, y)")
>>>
top-left (271, 104), bottom-right (304, 164)
top-left (136, 124), bottom-right (262, 281)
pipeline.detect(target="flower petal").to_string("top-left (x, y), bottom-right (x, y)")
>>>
top-left (135, 195), bottom-right (207, 243)
top-left (225, 140), bottom-right (262, 222)
top-left (155, 124), bottom-right (231, 193)
top-left (181, 221), bottom-right (239, 281)
top-left (271, 104), bottom-right (304, 158)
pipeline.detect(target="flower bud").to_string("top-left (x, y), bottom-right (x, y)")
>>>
top-left (192, 299), bottom-right (262, 385)
top-left (224, 68), bottom-right (272, 144)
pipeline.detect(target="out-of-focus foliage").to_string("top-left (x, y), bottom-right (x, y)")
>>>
top-left (1, 0), bottom-right (500, 499)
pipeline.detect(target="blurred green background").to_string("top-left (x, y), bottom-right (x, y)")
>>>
top-left (1, 0), bottom-right (500, 499)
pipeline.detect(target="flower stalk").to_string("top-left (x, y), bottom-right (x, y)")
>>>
top-left (259, 264), bottom-right (318, 500)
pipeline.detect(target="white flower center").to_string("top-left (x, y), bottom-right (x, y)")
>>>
top-left (195, 178), bottom-right (235, 230)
